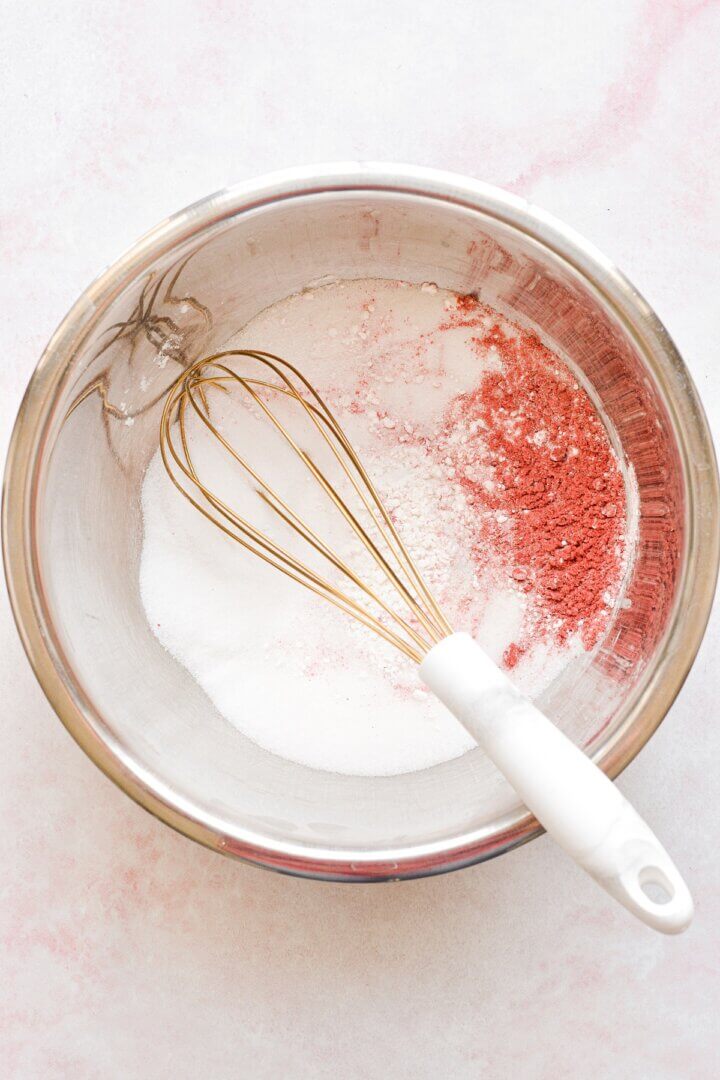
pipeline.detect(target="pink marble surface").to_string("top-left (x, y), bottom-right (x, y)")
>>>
top-left (2, 2), bottom-right (719, 1077)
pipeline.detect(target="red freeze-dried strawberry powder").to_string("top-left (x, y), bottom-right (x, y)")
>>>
top-left (435, 296), bottom-right (627, 668)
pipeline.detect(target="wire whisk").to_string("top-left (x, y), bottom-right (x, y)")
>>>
top-left (157, 346), bottom-right (694, 934)
top-left (160, 349), bottom-right (453, 664)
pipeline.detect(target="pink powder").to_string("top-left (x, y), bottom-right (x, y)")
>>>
top-left (332, 289), bottom-right (628, 672)
top-left (432, 296), bottom-right (626, 667)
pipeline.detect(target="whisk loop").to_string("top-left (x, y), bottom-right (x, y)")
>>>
top-left (160, 350), bottom-right (453, 664)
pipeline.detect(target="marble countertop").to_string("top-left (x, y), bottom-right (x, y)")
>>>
top-left (2, 2), bottom-right (718, 1077)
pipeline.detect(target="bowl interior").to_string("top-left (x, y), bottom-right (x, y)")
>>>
top-left (24, 186), bottom-right (694, 867)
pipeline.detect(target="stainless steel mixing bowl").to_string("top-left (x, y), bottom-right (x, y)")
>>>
top-left (4, 164), bottom-right (718, 880)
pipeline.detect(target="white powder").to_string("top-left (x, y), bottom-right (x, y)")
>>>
top-left (140, 279), bottom-right (589, 776)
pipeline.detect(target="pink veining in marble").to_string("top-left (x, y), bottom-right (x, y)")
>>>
top-left (509, 1), bottom-right (714, 195)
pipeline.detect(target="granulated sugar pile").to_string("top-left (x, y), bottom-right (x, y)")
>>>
top-left (140, 279), bottom-right (630, 776)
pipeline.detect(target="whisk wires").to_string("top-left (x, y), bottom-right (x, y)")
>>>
top-left (160, 350), bottom-right (453, 663)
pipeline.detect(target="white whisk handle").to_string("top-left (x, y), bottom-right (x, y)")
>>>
top-left (420, 633), bottom-right (693, 934)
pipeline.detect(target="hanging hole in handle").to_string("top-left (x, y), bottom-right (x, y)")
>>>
top-left (639, 866), bottom-right (675, 906)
